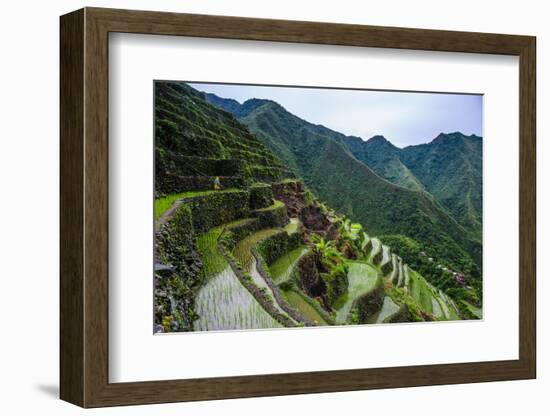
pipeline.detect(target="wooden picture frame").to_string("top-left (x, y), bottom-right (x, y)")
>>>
top-left (60, 7), bottom-right (536, 408)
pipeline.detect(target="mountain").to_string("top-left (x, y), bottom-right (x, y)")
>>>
top-left (341, 135), bottom-right (425, 192)
top-left (400, 132), bottom-right (483, 239)
top-left (206, 94), bottom-right (481, 278)
top-left (340, 132), bottom-right (483, 240)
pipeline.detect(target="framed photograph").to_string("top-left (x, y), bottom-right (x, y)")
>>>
top-left (60, 7), bottom-right (536, 408)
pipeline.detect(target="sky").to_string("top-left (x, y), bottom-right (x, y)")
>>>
top-left (189, 82), bottom-right (483, 148)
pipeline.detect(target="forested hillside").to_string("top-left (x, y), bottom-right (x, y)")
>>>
top-left (342, 135), bottom-right (425, 192)
top-left (400, 132), bottom-right (483, 239)
top-left (206, 94), bottom-right (480, 279)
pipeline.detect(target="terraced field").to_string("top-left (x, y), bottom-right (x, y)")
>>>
top-left (269, 245), bottom-right (309, 284)
top-left (281, 289), bottom-right (329, 325)
top-left (249, 261), bottom-right (294, 319)
top-left (233, 229), bottom-right (283, 269)
top-left (367, 237), bottom-right (382, 263)
top-left (155, 189), bottom-right (240, 221)
top-left (368, 297), bottom-right (401, 324)
top-left (335, 262), bottom-right (379, 324)
top-left (194, 266), bottom-right (282, 331)
top-left (408, 268), bottom-right (460, 320)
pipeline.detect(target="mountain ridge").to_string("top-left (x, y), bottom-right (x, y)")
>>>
top-left (204, 91), bottom-right (481, 278)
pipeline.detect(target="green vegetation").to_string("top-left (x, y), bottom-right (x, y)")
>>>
top-left (281, 289), bottom-right (329, 325)
top-left (154, 82), bottom-right (483, 332)
top-left (155, 82), bottom-right (292, 196)
top-left (269, 245), bottom-right (309, 284)
top-left (400, 132), bottom-right (482, 240)
top-left (379, 234), bottom-right (481, 310)
top-left (249, 183), bottom-right (274, 209)
top-left (233, 229), bottom-right (284, 270)
top-left (207, 95), bottom-right (480, 285)
top-left (342, 132), bottom-right (482, 244)
top-left (368, 297), bottom-right (401, 324)
top-left (335, 262), bottom-right (379, 324)
top-left (155, 204), bottom-right (203, 332)
top-left (255, 226), bottom-right (302, 265)
top-left (155, 189), bottom-right (240, 221)
top-left (343, 135), bottom-right (425, 192)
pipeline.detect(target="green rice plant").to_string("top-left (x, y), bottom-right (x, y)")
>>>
top-left (196, 227), bottom-right (227, 278)
top-left (193, 266), bottom-right (282, 331)
top-left (269, 245), bottom-right (309, 285)
top-left (233, 229), bottom-right (282, 270)
top-left (335, 262), bottom-right (379, 324)
top-left (281, 289), bottom-right (329, 325)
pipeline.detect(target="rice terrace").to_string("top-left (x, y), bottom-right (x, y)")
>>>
top-left (153, 81), bottom-right (483, 333)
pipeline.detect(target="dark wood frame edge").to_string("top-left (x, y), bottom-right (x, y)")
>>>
top-left (60, 7), bottom-right (536, 408)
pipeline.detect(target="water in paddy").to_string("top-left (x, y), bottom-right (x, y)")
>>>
top-left (335, 262), bottom-right (379, 324)
top-left (269, 246), bottom-right (309, 285)
top-left (431, 297), bottom-right (444, 318)
top-left (380, 245), bottom-right (391, 266)
top-left (369, 296), bottom-right (400, 324)
top-left (193, 266), bottom-right (282, 331)
top-left (368, 238), bottom-right (381, 262)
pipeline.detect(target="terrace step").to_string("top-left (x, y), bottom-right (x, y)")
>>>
top-left (361, 232), bottom-right (372, 252)
top-left (388, 254), bottom-right (399, 282)
top-left (168, 189), bottom-right (250, 234)
top-left (247, 164), bottom-right (295, 183)
top-left (396, 257), bottom-right (405, 288)
top-left (369, 237), bottom-right (382, 263)
top-left (403, 265), bottom-right (411, 288)
top-left (158, 152), bottom-right (241, 177)
top-left (162, 174), bottom-right (244, 193)
top-left (269, 245), bottom-right (309, 285)
top-left (335, 262), bottom-right (380, 324)
top-left (379, 245), bottom-right (392, 273)
top-left (368, 296), bottom-right (401, 324)
top-left (251, 200), bottom-right (289, 228)
top-left (249, 183), bottom-right (274, 209)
